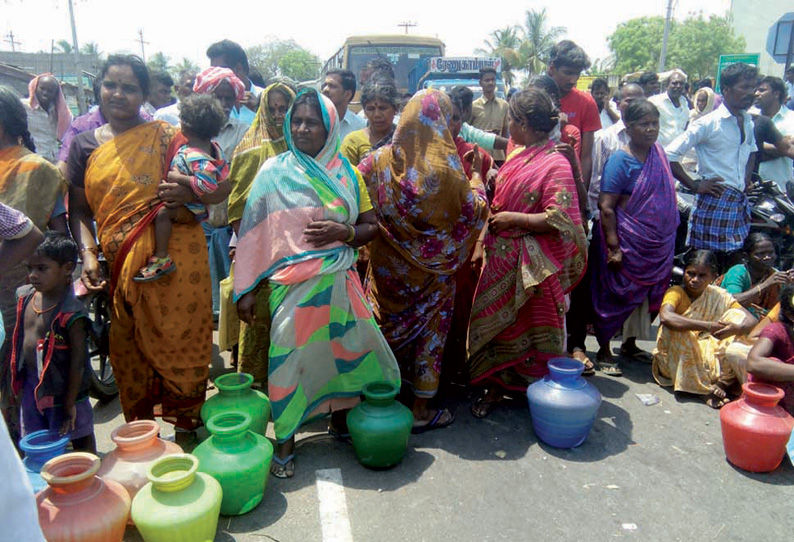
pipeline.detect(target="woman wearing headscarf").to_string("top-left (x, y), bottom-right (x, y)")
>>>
top-left (189, 67), bottom-right (248, 321)
top-left (690, 87), bottom-right (715, 121)
top-left (358, 89), bottom-right (488, 432)
top-left (467, 89), bottom-right (587, 417)
top-left (227, 82), bottom-right (295, 386)
top-left (234, 89), bottom-right (399, 477)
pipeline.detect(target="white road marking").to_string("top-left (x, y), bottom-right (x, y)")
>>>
top-left (316, 468), bottom-right (354, 542)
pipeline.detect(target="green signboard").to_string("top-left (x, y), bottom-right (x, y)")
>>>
top-left (715, 53), bottom-right (760, 92)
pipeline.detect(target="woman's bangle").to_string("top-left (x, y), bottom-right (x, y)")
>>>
top-left (79, 246), bottom-right (98, 256)
top-left (345, 224), bottom-right (356, 244)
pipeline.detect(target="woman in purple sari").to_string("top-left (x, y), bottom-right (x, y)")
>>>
top-left (591, 99), bottom-right (679, 375)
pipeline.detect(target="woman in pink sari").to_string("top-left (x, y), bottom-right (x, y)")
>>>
top-left (468, 89), bottom-right (587, 417)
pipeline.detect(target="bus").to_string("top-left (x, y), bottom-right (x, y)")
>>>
top-left (322, 35), bottom-right (445, 108)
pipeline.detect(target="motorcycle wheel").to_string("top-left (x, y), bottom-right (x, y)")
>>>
top-left (86, 290), bottom-right (117, 402)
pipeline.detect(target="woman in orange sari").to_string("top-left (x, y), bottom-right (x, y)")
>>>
top-left (68, 55), bottom-right (227, 436)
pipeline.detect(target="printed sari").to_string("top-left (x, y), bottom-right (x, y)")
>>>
top-left (84, 121), bottom-right (212, 428)
top-left (234, 89), bottom-right (399, 443)
top-left (359, 90), bottom-right (488, 399)
top-left (591, 143), bottom-right (679, 344)
top-left (468, 140), bottom-right (587, 389)
top-left (227, 83), bottom-right (295, 385)
top-left (652, 285), bottom-right (745, 395)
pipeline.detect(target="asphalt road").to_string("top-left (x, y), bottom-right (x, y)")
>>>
top-left (92, 335), bottom-right (794, 542)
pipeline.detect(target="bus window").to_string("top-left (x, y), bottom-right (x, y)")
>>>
top-left (348, 44), bottom-right (442, 89)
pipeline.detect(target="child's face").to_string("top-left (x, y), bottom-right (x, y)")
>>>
top-left (26, 254), bottom-right (72, 294)
top-left (683, 263), bottom-right (714, 297)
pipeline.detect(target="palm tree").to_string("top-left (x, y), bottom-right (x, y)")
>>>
top-left (56, 39), bottom-right (73, 54)
top-left (475, 25), bottom-right (522, 87)
top-left (174, 57), bottom-right (199, 75)
top-left (518, 8), bottom-right (566, 76)
top-left (80, 42), bottom-right (100, 57)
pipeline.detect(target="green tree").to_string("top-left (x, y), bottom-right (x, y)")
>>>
top-left (608, 13), bottom-right (745, 79)
top-left (667, 14), bottom-right (745, 80)
top-left (475, 25), bottom-right (522, 87)
top-left (56, 39), bottom-right (73, 54)
top-left (607, 16), bottom-right (666, 75)
top-left (174, 57), bottom-right (200, 76)
top-left (80, 42), bottom-right (100, 57)
top-left (147, 52), bottom-right (171, 74)
top-left (246, 39), bottom-right (320, 82)
top-left (518, 8), bottom-right (566, 76)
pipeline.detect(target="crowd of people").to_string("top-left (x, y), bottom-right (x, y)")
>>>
top-left (2, 36), bottom-right (794, 486)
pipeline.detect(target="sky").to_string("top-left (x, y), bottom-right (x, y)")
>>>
top-left (2, 0), bottom-right (733, 70)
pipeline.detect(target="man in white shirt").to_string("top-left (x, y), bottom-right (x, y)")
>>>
top-left (753, 75), bottom-right (794, 187)
top-left (666, 62), bottom-right (758, 270)
top-left (650, 70), bottom-right (689, 147)
top-left (322, 69), bottom-right (365, 141)
top-left (589, 83), bottom-right (645, 216)
top-left (21, 74), bottom-right (72, 163)
top-left (590, 77), bottom-right (619, 132)
top-left (154, 70), bottom-right (197, 126)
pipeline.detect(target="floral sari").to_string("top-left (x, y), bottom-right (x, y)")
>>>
top-left (84, 121), bottom-right (212, 428)
top-left (227, 83), bottom-right (295, 385)
top-left (468, 140), bottom-right (587, 389)
top-left (652, 285), bottom-right (745, 395)
top-left (234, 89), bottom-right (399, 443)
top-left (359, 90), bottom-right (488, 399)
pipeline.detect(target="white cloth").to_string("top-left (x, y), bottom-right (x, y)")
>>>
top-left (665, 103), bottom-right (756, 192)
top-left (598, 102), bottom-right (617, 132)
top-left (154, 101), bottom-right (181, 126)
top-left (589, 120), bottom-right (629, 217)
top-left (340, 109), bottom-right (366, 141)
top-left (0, 416), bottom-right (47, 541)
top-left (758, 106), bottom-right (794, 186)
top-left (21, 98), bottom-right (59, 163)
top-left (650, 92), bottom-right (690, 147)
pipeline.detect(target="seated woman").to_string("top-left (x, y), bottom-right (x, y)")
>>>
top-left (234, 89), bottom-right (400, 478)
top-left (746, 284), bottom-right (794, 415)
top-left (652, 250), bottom-right (757, 408)
top-left (720, 232), bottom-right (794, 318)
top-left (340, 79), bottom-right (399, 167)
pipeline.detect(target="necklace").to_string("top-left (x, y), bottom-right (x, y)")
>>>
top-left (32, 294), bottom-right (58, 316)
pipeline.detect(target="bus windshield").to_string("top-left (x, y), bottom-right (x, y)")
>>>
top-left (348, 44), bottom-right (442, 89)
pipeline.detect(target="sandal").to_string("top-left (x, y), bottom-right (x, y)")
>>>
top-left (134, 255), bottom-right (176, 282)
top-left (597, 359), bottom-right (623, 377)
top-left (471, 395), bottom-right (500, 419)
top-left (270, 453), bottom-right (295, 478)
top-left (412, 408), bottom-right (455, 434)
top-left (571, 349), bottom-right (596, 376)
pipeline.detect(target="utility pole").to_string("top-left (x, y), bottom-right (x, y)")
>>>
top-left (137, 29), bottom-right (149, 63)
top-left (397, 21), bottom-right (417, 35)
top-left (67, 0), bottom-right (86, 114)
top-left (658, 0), bottom-right (674, 72)
top-left (4, 31), bottom-right (21, 52)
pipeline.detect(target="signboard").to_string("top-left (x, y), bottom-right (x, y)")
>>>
top-left (427, 57), bottom-right (501, 74)
top-left (715, 53), bottom-right (760, 92)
